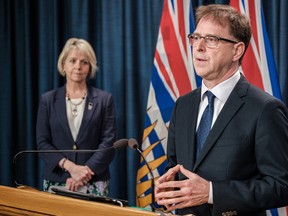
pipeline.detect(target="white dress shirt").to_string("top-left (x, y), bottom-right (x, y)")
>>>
top-left (197, 70), bottom-right (241, 204)
top-left (66, 97), bottom-right (86, 141)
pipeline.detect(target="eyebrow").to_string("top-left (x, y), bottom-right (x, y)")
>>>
top-left (193, 33), bottom-right (220, 37)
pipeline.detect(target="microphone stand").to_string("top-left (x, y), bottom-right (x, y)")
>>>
top-left (13, 139), bottom-right (128, 187)
top-left (136, 148), bottom-right (157, 212)
top-left (13, 148), bottom-right (115, 186)
top-left (128, 139), bottom-right (158, 212)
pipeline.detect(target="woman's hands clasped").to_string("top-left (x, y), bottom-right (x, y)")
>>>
top-left (61, 159), bottom-right (94, 191)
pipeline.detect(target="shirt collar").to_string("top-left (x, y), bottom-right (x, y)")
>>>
top-left (200, 69), bottom-right (241, 102)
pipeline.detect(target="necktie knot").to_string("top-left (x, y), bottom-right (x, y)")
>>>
top-left (206, 91), bottom-right (215, 106)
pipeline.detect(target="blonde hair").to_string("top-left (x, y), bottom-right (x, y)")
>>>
top-left (57, 38), bottom-right (97, 78)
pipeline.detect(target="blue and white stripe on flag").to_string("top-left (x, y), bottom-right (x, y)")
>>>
top-left (136, 0), bottom-right (196, 208)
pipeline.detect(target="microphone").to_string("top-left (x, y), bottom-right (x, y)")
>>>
top-left (13, 138), bottom-right (128, 186)
top-left (112, 138), bottom-right (129, 149)
top-left (128, 138), bottom-right (157, 212)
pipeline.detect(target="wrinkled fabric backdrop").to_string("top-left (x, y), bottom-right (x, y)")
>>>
top-left (0, 0), bottom-right (287, 206)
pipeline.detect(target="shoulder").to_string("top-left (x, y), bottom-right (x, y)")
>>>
top-left (176, 88), bottom-right (200, 104)
top-left (41, 89), bottom-right (57, 98)
top-left (87, 86), bottom-right (114, 107)
top-left (236, 78), bottom-right (287, 117)
top-left (88, 86), bottom-right (113, 99)
top-left (40, 86), bottom-right (65, 101)
top-left (234, 75), bottom-right (283, 105)
top-left (246, 83), bottom-right (283, 107)
top-left (171, 88), bottom-right (201, 115)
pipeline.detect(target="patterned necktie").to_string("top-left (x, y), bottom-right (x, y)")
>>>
top-left (196, 91), bottom-right (215, 159)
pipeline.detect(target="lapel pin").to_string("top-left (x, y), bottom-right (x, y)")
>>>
top-left (88, 102), bottom-right (93, 110)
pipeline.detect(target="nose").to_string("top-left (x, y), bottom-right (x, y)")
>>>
top-left (196, 38), bottom-right (206, 51)
top-left (75, 60), bottom-right (81, 69)
top-left (198, 37), bottom-right (207, 46)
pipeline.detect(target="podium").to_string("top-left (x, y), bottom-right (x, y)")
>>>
top-left (0, 185), bottom-right (159, 216)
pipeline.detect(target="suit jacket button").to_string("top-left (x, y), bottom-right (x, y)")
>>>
top-left (222, 211), bottom-right (237, 216)
top-left (72, 144), bottom-right (77, 150)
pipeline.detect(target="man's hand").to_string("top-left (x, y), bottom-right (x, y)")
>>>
top-left (155, 165), bottom-right (210, 211)
top-left (155, 164), bottom-right (181, 210)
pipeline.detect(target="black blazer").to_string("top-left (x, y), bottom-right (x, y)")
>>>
top-left (36, 84), bottom-right (116, 183)
top-left (167, 76), bottom-right (288, 216)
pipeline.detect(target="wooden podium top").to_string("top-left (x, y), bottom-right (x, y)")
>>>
top-left (0, 185), bottom-right (160, 216)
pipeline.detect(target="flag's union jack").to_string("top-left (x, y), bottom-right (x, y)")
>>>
top-left (230, 0), bottom-right (282, 100)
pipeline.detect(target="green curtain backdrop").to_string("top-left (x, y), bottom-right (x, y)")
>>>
top-left (0, 0), bottom-right (287, 206)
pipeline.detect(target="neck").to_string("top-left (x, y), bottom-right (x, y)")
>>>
top-left (203, 66), bottom-right (239, 89)
top-left (66, 82), bottom-right (87, 99)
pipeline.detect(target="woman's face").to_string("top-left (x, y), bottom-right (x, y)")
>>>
top-left (63, 48), bottom-right (90, 84)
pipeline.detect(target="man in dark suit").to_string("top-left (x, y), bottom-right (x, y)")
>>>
top-left (155, 4), bottom-right (288, 216)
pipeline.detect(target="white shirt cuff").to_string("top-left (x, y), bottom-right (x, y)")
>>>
top-left (208, 181), bottom-right (213, 204)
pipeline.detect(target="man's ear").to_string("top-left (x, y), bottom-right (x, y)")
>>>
top-left (233, 42), bottom-right (245, 62)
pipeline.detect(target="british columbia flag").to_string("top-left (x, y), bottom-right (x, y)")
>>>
top-left (136, 0), bottom-right (196, 208)
top-left (136, 0), bottom-right (285, 214)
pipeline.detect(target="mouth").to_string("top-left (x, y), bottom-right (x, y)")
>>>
top-left (193, 56), bottom-right (208, 68)
top-left (73, 72), bottom-right (83, 75)
top-left (195, 56), bottom-right (206, 62)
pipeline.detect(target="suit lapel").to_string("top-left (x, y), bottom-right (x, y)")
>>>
top-left (54, 86), bottom-right (74, 141)
top-left (76, 86), bottom-right (97, 142)
top-left (184, 89), bottom-right (201, 170)
top-left (193, 76), bottom-right (248, 171)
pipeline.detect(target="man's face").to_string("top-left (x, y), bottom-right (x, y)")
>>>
top-left (192, 18), bottom-right (238, 87)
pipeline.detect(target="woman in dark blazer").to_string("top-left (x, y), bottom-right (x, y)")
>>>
top-left (36, 38), bottom-right (116, 196)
